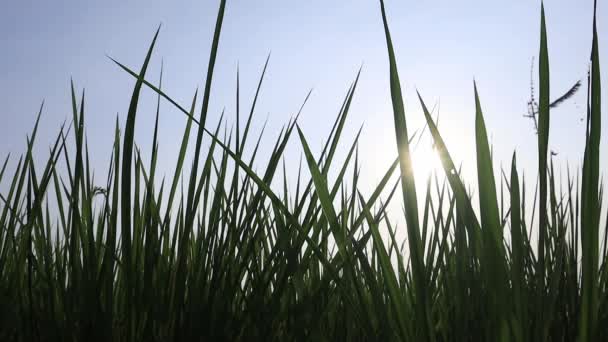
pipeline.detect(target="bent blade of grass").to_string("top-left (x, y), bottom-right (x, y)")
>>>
top-left (118, 25), bottom-right (160, 340)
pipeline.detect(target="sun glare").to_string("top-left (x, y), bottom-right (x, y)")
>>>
top-left (411, 143), bottom-right (442, 181)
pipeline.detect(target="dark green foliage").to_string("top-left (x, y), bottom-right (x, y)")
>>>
top-left (0, 1), bottom-right (605, 341)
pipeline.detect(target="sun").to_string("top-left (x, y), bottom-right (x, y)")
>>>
top-left (411, 142), bottom-right (442, 181)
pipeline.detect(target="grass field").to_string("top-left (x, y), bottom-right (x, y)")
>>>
top-left (0, 0), bottom-right (606, 341)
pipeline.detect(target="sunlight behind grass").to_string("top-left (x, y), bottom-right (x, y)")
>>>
top-left (0, 0), bottom-right (605, 341)
top-left (411, 142), bottom-right (442, 182)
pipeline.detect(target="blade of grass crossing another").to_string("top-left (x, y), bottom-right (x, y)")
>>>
top-left (119, 26), bottom-right (160, 341)
top-left (378, 1), bottom-right (433, 340)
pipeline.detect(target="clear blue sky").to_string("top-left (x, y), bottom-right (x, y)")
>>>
top-left (0, 0), bottom-right (606, 206)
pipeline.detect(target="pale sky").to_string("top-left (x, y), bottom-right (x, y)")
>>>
top-left (0, 1), bottom-right (606, 212)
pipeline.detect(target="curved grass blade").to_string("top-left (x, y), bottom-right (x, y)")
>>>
top-left (119, 26), bottom-right (160, 340)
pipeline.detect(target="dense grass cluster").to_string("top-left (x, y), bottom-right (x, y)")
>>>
top-left (0, 0), bottom-right (606, 340)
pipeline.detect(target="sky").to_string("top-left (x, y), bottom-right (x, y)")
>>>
top-left (0, 0), bottom-right (606, 222)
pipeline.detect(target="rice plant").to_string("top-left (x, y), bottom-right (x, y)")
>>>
top-left (0, 0), bottom-right (605, 341)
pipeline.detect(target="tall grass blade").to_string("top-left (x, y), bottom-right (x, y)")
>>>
top-left (378, 1), bottom-right (433, 340)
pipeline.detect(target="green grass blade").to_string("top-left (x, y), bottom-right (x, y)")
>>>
top-left (579, 1), bottom-right (602, 339)
top-left (118, 26), bottom-right (160, 340)
top-left (473, 82), bottom-right (509, 338)
top-left (378, 2), bottom-right (432, 339)
top-left (537, 8), bottom-right (550, 336)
